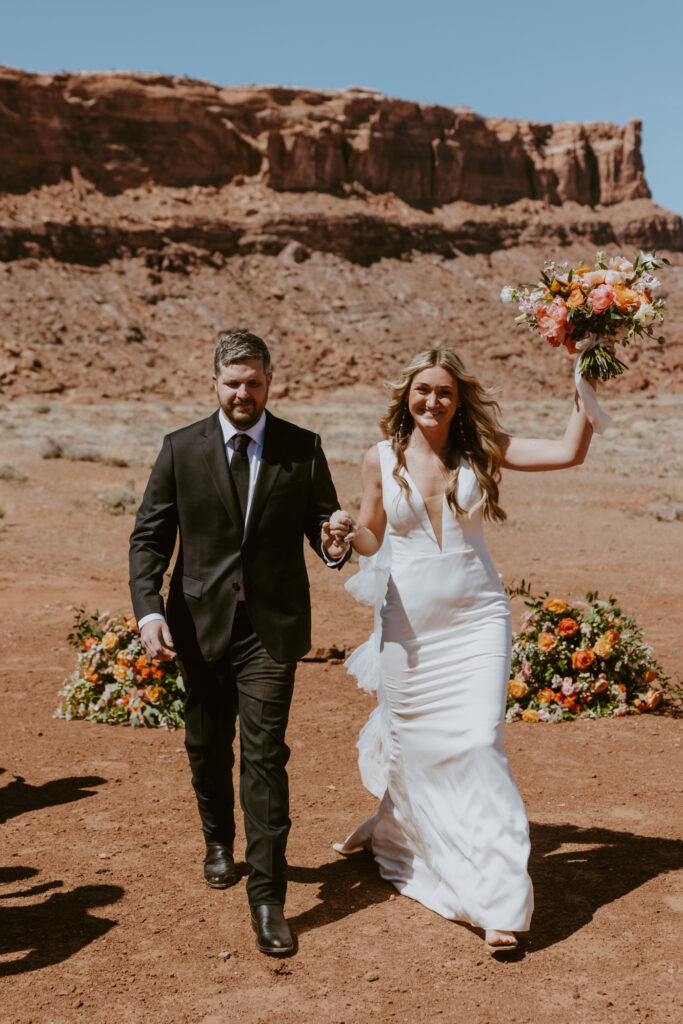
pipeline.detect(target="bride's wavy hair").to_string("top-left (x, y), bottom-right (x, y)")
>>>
top-left (380, 348), bottom-right (506, 522)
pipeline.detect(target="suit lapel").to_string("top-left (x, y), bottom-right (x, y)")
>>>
top-left (244, 410), bottom-right (283, 542)
top-left (200, 411), bottom-right (244, 529)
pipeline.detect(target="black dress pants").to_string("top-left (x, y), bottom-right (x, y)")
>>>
top-left (179, 604), bottom-right (296, 906)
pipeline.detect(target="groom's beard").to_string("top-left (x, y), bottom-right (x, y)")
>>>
top-left (224, 393), bottom-right (268, 429)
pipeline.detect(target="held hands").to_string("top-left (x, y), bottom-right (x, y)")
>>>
top-left (140, 619), bottom-right (176, 661)
top-left (321, 509), bottom-right (359, 559)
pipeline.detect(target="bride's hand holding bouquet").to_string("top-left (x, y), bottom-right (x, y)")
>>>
top-left (501, 250), bottom-right (669, 432)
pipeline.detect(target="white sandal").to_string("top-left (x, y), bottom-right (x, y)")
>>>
top-left (485, 930), bottom-right (518, 954)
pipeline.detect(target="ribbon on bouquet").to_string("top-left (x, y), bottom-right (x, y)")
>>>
top-left (573, 334), bottom-right (611, 434)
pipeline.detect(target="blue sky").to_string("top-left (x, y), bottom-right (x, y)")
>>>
top-left (4, 0), bottom-right (682, 216)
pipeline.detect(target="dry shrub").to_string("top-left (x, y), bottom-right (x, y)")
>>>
top-left (0, 464), bottom-right (28, 483)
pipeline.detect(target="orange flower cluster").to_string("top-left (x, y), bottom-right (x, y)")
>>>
top-left (571, 650), bottom-right (595, 670)
top-left (557, 617), bottom-right (579, 637)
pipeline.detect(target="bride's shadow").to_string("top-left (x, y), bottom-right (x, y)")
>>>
top-left (287, 821), bottom-right (683, 952)
top-left (525, 821), bottom-right (683, 953)
top-left (287, 854), bottom-right (394, 936)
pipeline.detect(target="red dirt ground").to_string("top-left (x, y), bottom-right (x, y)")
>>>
top-left (1, 408), bottom-right (682, 1024)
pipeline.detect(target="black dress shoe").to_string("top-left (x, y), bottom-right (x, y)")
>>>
top-left (203, 843), bottom-right (237, 889)
top-left (250, 905), bottom-right (294, 955)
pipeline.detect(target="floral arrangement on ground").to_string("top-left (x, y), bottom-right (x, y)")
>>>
top-left (55, 609), bottom-right (185, 729)
top-left (506, 586), bottom-right (666, 722)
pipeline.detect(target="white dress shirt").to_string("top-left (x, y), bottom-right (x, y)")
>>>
top-left (137, 409), bottom-right (340, 630)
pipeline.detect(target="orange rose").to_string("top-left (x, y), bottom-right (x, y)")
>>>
top-left (604, 630), bottom-right (620, 646)
top-left (557, 617), bottom-right (579, 637)
top-left (153, 668), bottom-right (165, 680)
top-left (567, 287), bottom-right (586, 309)
top-left (122, 693), bottom-right (131, 706)
top-left (644, 688), bottom-right (661, 710)
top-left (101, 631), bottom-right (119, 652)
top-left (592, 675), bottom-right (609, 694)
top-left (593, 637), bottom-right (614, 659)
top-left (571, 649), bottom-right (595, 670)
top-left (114, 664), bottom-right (128, 682)
top-left (144, 684), bottom-right (162, 704)
top-left (537, 688), bottom-right (555, 704)
top-left (134, 655), bottom-right (148, 671)
top-left (83, 637), bottom-right (98, 650)
top-left (643, 668), bottom-right (656, 684)
top-left (613, 285), bottom-right (641, 312)
top-left (508, 679), bottom-right (528, 699)
top-left (562, 697), bottom-right (580, 713)
top-left (538, 632), bottom-right (558, 652)
top-left (522, 709), bottom-right (539, 723)
top-left (634, 699), bottom-right (645, 711)
top-left (140, 666), bottom-right (152, 679)
top-left (542, 599), bottom-right (568, 614)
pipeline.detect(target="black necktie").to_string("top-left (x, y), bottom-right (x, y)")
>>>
top-left (230, 433), bottom-right (251, 524)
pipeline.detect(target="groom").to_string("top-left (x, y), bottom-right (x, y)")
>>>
top-left (129, 330), bottom-right (349, 955)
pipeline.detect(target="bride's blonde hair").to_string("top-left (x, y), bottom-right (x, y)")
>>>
top-left (380, 348), bottom-right (506, 522)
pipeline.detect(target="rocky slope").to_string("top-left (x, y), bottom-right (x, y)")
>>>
top-left (0, 67), bottom-right (681, 401)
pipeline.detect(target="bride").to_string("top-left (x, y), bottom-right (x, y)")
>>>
top-left (328, 348), bottom-right (595, 953)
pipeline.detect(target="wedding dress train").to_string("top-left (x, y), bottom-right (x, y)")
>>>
top-left (336, 441), bottom-right (533, 931)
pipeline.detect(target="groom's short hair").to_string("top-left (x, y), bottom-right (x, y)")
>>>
top-left (214, 330), bottom-right (271, 374)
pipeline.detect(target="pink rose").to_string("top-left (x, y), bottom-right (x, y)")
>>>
top-left (521, 660), bottom-right (533, 681)
top-left (561, 678), bottom-right (578, 697)
top-left (587, 284), bottom-right (615, 313)
top-left (536, 297), bottom-right (568, 347)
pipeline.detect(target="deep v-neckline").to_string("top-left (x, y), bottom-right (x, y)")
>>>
top-left (401, 466), bottom-right (447, 552)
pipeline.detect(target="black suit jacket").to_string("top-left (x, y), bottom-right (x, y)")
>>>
top-left (129, 409), bottom-right (345, 664)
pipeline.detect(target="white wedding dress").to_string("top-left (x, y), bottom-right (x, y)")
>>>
top-left (336, 441), bottom-right (533, 931)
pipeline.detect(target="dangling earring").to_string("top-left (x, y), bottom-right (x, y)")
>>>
top-left (457, 406), bottom-right (466, 450)
top-left (399, 401), bottom-right (411, 438)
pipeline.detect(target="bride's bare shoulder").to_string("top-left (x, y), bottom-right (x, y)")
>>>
top-left (361, 443), bottom-right (383, 480)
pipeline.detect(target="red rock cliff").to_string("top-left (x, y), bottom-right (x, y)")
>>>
top-left (0, 67), bottom-right (650, 207)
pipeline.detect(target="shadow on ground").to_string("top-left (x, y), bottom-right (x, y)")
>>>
top-left (0, 871), bottom-right (123, 977)
top-left (287, 820), bottom-right (683, 954)
top-left (526, 820), bottom-right (683, 953)
top-left (0, 768), bottom-right (106, 825)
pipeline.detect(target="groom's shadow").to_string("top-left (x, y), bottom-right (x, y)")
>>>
top-left (524, 820), bottom-right (683, 953)
top-left (287, 855), bottom-right (394, 936)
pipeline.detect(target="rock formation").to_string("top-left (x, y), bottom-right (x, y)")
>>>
top-left (0, 67), bottom-right (681, 401)
top-left (0, 68), bottom-right (652, 208)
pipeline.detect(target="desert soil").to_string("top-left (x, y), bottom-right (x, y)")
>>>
top-left (1, 393), bottom-right (682, 1024)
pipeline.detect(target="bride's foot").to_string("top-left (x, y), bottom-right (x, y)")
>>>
top-left (485, 930), bottom-right (518, 954)
top-left (332, 839), bottom-right (371, 856)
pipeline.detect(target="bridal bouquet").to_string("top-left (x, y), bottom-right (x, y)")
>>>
top-left (506, 587), bottom-right (665, 723)
top-left (55, 609), bottom-right (186, 729)
top-left (500, 250), bottom-right (668, 431)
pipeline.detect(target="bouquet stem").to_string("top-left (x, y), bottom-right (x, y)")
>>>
top-left (578, 345), bottom-right (628, 381)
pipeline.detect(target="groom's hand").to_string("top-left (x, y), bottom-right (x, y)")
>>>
top-left (322, 510), bottom-right (358, 559)
top-left (140, 619), bottom-right (176, 660)
top-left (321, 521), bottom-right (350, 560)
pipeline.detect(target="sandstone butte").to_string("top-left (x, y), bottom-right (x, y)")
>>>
top-left (0, 66), bottom-right (681, 401)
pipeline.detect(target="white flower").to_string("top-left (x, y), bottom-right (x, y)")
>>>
top-left (640, 251), bottom-right (662, 269)
top-left (500, 286), bottom-right (517, 304)
top-left (637, 272), bottom-right (660, 292)
top-left (605, 270), bottom-right (627, 285)
top-left (633, 303), bottom-right (656, 325)
top-left (608, 256), bottom-right (634, 275)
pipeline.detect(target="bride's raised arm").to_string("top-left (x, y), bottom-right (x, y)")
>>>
top-left (496, 384), bottom-right (595, 472)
